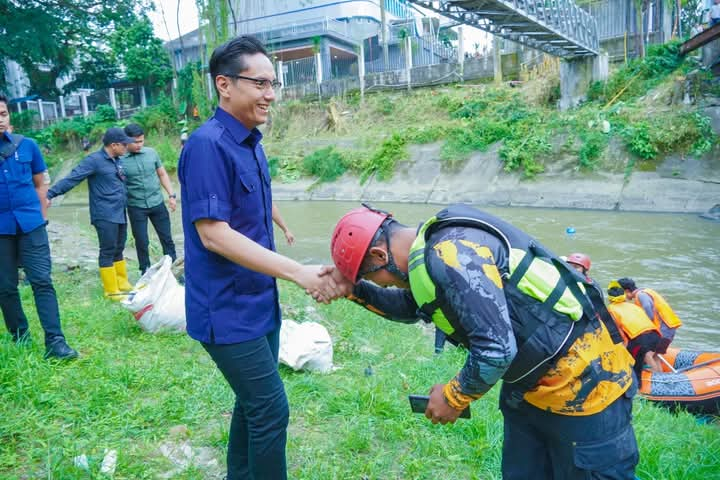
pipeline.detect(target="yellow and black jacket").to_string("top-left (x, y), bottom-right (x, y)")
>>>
top-left (349, 204), bottom-right (635, 416)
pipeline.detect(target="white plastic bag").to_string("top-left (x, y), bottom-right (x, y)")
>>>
top-left (122, 256), bottom-right (186, 333)
top-left (279, 319), bottom-right (333, 373)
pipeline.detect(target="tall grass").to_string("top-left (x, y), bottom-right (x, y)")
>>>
top-left (0, 270), bottom-right (718, 479)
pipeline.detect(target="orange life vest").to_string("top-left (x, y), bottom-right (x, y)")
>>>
top-left (634, 288), bottom-right (683, 331)
top-left (607, 301), bottom-right (659, 346)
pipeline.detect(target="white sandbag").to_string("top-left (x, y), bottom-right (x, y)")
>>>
top-left (279, 319), bottom-right (333, 373)
top-left (121, 256), bottom-right (186, 333)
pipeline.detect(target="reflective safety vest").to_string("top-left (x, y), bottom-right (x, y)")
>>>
top-left (607, 301), bottom-right (659, 345)
top-left (634, 288), bottom-right (683, 331)
top-left (408, 204), bottom-right (623, 392)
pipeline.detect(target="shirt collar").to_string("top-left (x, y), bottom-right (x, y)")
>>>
top-left (100, 147), bottom-right (116, 161)
top-left (1, 131), bottom-right (11, 143)
top-left (214, 107), bottom-right (263, 148)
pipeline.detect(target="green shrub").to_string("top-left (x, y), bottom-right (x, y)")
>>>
top-left (404, 125), bottom-right (447, 144)
top-left (578, 131), bottom-right (608, 169)
top-left (94, 105), bottom-right (117, 122)
top-left (361, 133), bottom-right (407, 183)
top-left (153, 136), bottom-right (181, 172)
top-left (499, 132), bottom-right (550, 178)
top-left (622, 122), bottom-right (658, 160)
top-left (268, 156), bottom-right (280, 178)
top-left (11, 110), bottom-right (38, 132)
top-left (441, 120), bottom-right (511, 168)
top-left (131, 96), bottom-right (179, 134)
top-left (302, 146), bottom-right (347, 182)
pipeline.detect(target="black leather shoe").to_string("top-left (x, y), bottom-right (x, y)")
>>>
top-left (44, 340), bottom-right (79, 360)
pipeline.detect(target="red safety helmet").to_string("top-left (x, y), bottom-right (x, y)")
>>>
top-left (566, 252), bottom-right (591, 272)
top-left (331, 205), bottom-right (391, 283)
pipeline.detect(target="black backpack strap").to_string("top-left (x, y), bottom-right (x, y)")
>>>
top-left (0, 134), bottom-right (25, 160)
top-left (536, 247), bottom-right (623, 345)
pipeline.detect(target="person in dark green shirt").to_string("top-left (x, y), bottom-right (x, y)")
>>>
top-left (122, 124), bottom-right (177, 274)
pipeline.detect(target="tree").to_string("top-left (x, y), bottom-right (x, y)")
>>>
top-left (61, 48), bottom-right (120, 93)
top-left (633, 0), bottom-right (649, 58)
top-left (0, 0), bottom-right (145, 97)
top-left (111, 16), bottom-right (174, 89)
top-left (681, 0), bottom-right (705, 35)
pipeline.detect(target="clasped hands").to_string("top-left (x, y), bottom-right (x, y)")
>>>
top-left (295, 264), bottom-right (353, 304)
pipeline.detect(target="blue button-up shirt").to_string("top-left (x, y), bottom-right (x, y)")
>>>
top-left (178, 107), bottom-right (279, 344)
top-left (0, 132), bottom-right (47, 234)
top-left (48, 148), bottom-right (127, 224)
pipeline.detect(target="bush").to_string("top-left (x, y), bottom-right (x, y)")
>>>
top-left (153, 136), bottom-right (181, 172)
top-left (578, 131), bottom-right (608, 169)
top-left (131, 95), bottom-right (179, 135)
top-left (499, 130), bottom-right (550, 178)
top-left (622, 122), bottom-right (658, 160)
top-left (302, 146), bottom-right (347, 182)
top-left (441, 120), bottom-right (510, 168)
top-left (404, 125), bottom-right (447, 144)
top-left (361, 134), bottom-right (407, 183)
top-left (94, 105), bottom-right (117, 122)
top-left (11, 110), bottom-right (38, 132)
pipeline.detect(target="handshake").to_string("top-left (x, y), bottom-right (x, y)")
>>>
top-left (293, 264), bottom-right (354, 304)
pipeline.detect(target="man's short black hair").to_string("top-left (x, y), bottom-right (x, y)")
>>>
top-left (209, 35), bottom-right (268, 95)
top-left (618, 277), bottom-right (637, 291)
top-left (0, 93), bottom-right (8, 106)
top-left (124, 123), bottom-right (144, 138)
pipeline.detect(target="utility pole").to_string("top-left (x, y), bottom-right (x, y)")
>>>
top-left (381, 0), bottom-right (389, 68)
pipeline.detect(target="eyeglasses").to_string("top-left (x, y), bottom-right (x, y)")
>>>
top-left (223, 74), bottom-right (281, 91)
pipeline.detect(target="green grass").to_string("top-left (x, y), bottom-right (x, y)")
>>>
top-left (1, 272), bottom-right (718, 479)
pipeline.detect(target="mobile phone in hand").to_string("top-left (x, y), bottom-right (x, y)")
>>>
top-left (408, 394), bottom-right (471, 419)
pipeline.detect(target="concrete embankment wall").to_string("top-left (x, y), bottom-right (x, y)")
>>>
top-left (272, 141), bottom-right (720, 214)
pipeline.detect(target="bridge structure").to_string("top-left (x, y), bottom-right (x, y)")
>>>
top-left (409, 0), bottom-right (599, 58)
top-left (406, 0), bottom-right (607, 107)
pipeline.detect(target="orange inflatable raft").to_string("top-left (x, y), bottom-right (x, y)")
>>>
top-left (639, 347), bottom-right (720, 415)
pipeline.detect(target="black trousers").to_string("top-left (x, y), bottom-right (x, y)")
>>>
top-left (500, 383), bottom-right (639, 480)
top-left (93, 220), bottom-right (127, 268)
top-left (0, 224), bottom-right (65, 346)
top-left (202, 328), bottom-right (289, 480)
top-left (127, 203), bottom-right (176, 274)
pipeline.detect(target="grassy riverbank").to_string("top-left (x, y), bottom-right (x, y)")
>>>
top-left (1, 270), bottom-right (718, 479)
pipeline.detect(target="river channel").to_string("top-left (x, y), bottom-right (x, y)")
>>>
top-left (49, 200), bottom-right (720, 351)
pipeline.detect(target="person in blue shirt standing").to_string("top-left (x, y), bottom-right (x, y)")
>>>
top-left (0, 94), bottom-right (77, 360)
top-left (47, 127), bottom-right (134, 300)
top-left (178, 36), bottom-right (338, 480)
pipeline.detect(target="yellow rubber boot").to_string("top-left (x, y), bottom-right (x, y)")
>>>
top-left (100, 266), bottom-right (127, 301)
top-left (114, 260), bottom-right (134, 292)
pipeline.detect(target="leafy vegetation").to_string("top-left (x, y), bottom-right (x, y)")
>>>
top-left (1, 270), bottom-right (717, 479)
top-left (0, 1), bottom-right (163, 97)
top-left (302, 146), bottom-right (347, 182)
top-left (360, 134), bottom-right (408, 183)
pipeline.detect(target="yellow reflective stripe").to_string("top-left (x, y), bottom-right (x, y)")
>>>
top-left (509, 249), bottom-right (583, 321)
top-left (410, 261), bottom-right (455, 335)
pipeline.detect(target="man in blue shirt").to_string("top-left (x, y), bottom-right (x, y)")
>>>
top-left (178, 36), bottom-right (338, 480)
top-left (48, 128), bottom-right (134, 300)
top-left (0, 94), bottom-right (77, 360)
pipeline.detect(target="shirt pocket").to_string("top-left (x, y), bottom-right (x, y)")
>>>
top-left (15, 153), bottom-right (33, 184)
top-left (233, 170), bottom-right (263, 214)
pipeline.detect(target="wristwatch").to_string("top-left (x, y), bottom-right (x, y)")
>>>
top-left (169, 194), bottom-right (177, 199)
